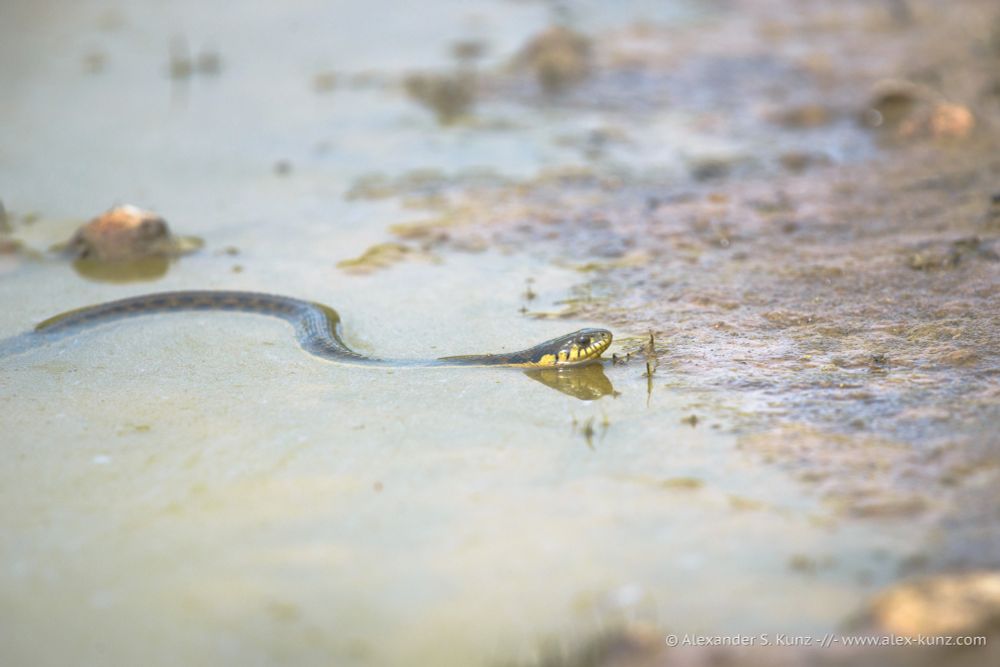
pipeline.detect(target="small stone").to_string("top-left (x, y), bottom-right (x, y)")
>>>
top-left (313, 71), bottom-right (338, 93)
top-left (772, 104), bottom-right (832, 128)
top-left (512, 26), bottom-right (592, 94)
top-left (789, 554), bottom-right (818, 573)
top-left (929, 103), bottom-right (974, 139)
top-left (82, 51), bottom-right (107, 74)
top-left (779, 151), bottom-right (830, 172)
top-left (169, 56), bottom-right (193, 80)
top-left (451, 40), bottom-right (487, 64)
top-left (860, 571), bottom-right (1000, 637)
top-left (59, 205), bottom-right (202, 263)
top-left (863, 79), bottom-right (922, 128)
top-left (195, 50), bottom-right (221, 75)
top-left (66, 205), bottom-right (170, 261)
top-left (404, 72), bottom-right (476, 124)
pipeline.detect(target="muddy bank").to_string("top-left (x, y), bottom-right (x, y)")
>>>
top-left (346, 0), bottom-right (1000, 662)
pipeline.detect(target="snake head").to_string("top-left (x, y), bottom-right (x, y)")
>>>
top-left (536, 328), bottom-right (613, 366)
top-left (437, 327), bottom-right (613, 367)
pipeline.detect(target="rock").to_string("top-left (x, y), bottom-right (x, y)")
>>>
top-left (897, 102), bottom-right (975, 140)
top-left (450, 40), bottom-right (487, 64)
top-left (927, 103), bottom-right (975, 139)
top-left (779, 151), bottom-right (831, 172)
top-left (862, 79), bottom-right (924, 129)
top-left (771, 104), bottom-right (834, 128)
top-left (312, 70), bottom-right (338, 93)
top-left (512, 26), bottom-right (592, 94)
top-left (60, 205), bottom-right (201, 261)
top-left (859, 571), bottom-right (1000, 637)
top-left (404, 72), bottom-right (476, 124)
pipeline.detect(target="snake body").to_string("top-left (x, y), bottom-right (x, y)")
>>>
top-left (27, 290), bottom-right (613, 368)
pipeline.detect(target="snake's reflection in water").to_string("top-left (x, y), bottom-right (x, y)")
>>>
top-left (524, 363), bottom-right (617, 401)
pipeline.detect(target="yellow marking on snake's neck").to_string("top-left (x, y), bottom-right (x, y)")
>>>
top-left (29, 291), bottom-right (614, 369)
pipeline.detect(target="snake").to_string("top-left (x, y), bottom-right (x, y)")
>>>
top-left (20, 290), bottom-right (613, 368)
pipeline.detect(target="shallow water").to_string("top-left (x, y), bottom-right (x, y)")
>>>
top-left (0, 320), bottom-right (917, 665)
top-left (0, 1), bottom-right (936, 665)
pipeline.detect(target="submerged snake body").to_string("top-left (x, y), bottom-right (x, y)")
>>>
top-left (35, 291), bottom-right (371, 363)
top-left (30, 290), bottom-right (612, 368)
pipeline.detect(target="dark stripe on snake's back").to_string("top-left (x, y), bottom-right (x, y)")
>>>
top-left (35, 291), bottom-right (371, 363)
top-left (29, 290), bottom-right (614, 367)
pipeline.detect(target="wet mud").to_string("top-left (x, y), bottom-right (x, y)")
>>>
top-left (2, 0), bottom-right (1000, 665)
top-left (342, 1), bottom-right (1000, 663)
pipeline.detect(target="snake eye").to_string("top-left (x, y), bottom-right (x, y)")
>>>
top-left (578, 335), bottom-right (592, 347)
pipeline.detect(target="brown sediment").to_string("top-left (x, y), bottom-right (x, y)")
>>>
top-left (852, 571), bottom-right (1000, 638)
top-left (359, 141), bottom-right (1000, 563)
top-left (510, 26), bottom-right (593, 94)
top-left (336, 241), bottom-right (438, 275)
top-left (404, 71), bottom-right (477, 124)
top-left (352, 2), bottom-right (1000, 651)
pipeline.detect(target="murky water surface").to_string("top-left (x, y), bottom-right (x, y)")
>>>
top-left (0, 1), bottom-right (957, 665)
